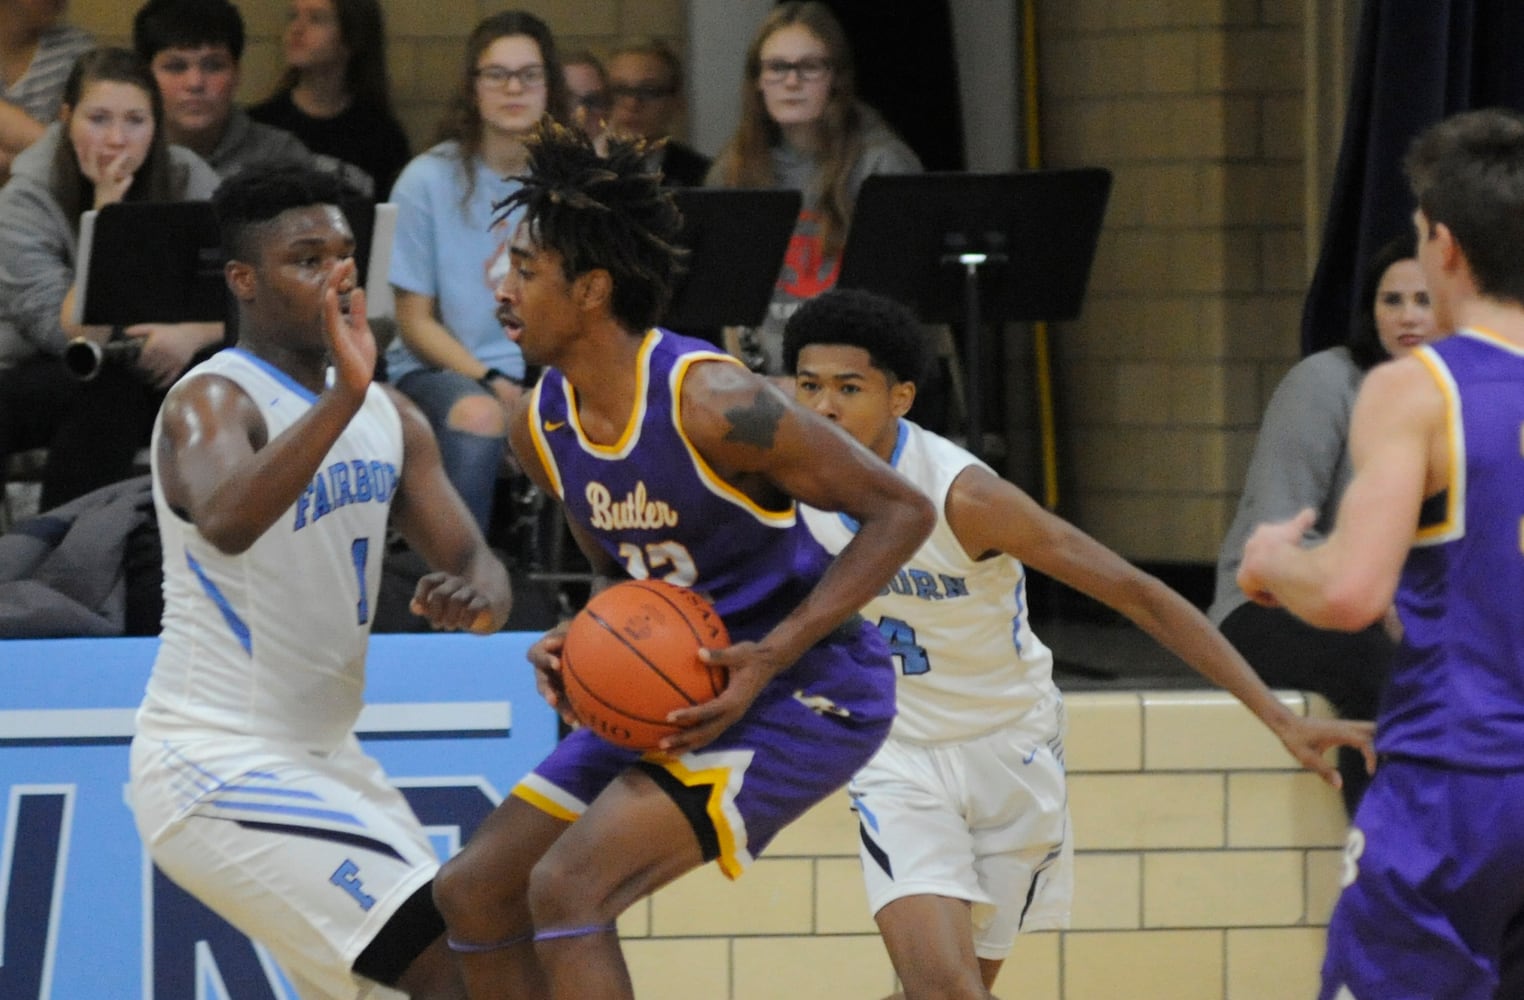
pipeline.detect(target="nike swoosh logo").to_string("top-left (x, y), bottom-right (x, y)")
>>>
top-left (1023, 747), bottom-right (1038, 765)
top-left (544, 420), bottom-right (566, 431)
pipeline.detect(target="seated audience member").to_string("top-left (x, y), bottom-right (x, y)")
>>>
top-left (706, 2), bottom-right (921, 374)
top-left (0, 46), bottom-right (222, 509)
top-left (1210, 234), bottom-right (1443, 815)
top-left (0, 0), bottom-right (93, 177)
top-left (248, 0), bottom-right (410, 202)
top-left (384, 10), bottom-right (564, 535)
top-left (133, 0), bottom-right (309, 180)
top-left (606, 39), bottom-right (708, 186)
top-left (560, 48), bottom-right (608, 149)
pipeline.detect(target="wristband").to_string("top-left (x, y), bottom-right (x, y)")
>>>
top-left (478, 367), bottom-right (511, 391)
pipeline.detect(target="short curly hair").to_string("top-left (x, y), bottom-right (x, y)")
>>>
top-left (214, 163), bottom-right (350, 264)
top-left (495, 120), bottom-right (685, 332)
top-left (782, 288), bottom-right (929, 386)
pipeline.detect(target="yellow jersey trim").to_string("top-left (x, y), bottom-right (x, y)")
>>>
top-left (652, 754), bottom-right (748, 880)
top-left (566, 329), bottom-right (658, 458)
top-left (511, 781), bottom-right (581, 823)
top-left (1412, 347), bottom-right (1464, 546)
top-left (670, 353), bottom-right (796, 526)
top-left (526, 378), bottom-right (564, 499)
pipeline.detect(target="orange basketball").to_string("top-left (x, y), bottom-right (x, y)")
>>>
top-left (560, 579), bottom-right (730, 751)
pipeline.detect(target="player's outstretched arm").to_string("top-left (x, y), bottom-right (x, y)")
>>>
top-left (665, 362), bottom-right (934, 752)
top-left (386, 385), bottom-right (512, 634)
top-left (157, 274), bottom-right (375, 554)
top-left (944, 462), bottom-right (1375, 787)
top-left (1239, 357), bottom-right (1441, 630)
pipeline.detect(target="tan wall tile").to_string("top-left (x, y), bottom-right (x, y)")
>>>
top-left (1226, 927), bottom-right (1328, 1000)
top-left (651, 859), bottom-right (813, 936)
top-left (1072, 852), bottom-right (1142, 929)
top-left (765, 789), bottom-right (857, 857)
top-left (1063, 930), bottom-right (1223, 1000)
top-left (815, 858), bottom-right (876, 934)
top-left (1305, 848), bottom-right (1348, 925)
top-left (1069, 773), bottom-right (1224, 850)
top-left (1065, 692), bottom-right (1143, 772)
top-left (1144, 850), bottom-right (1306, 927)
top-left (1003, 931), bottom-right (1061, 1000)
top-left (626, 938), bottom-right (731, 998)
top-left (732, 936), bottom-right (896, 1000)
top-left (1228, 772), bottom-right (1348, 848)
top-left (617, 896), bottom-right (650, 938)
top-left (1143, 691), bottom-right (1304, 771)
top-left (1224, 28), bottom-right (1303, 93)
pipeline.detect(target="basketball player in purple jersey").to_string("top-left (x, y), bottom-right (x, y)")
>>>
top-left (430, 121), bottom-right (935, 999)
top-left (1240, 107), bottom-right (1524, 1000)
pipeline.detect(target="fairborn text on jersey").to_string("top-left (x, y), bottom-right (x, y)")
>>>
top-left (293, 459), bottom-right (399, 529)
top-left (883, 567), bottom-right (970, 600)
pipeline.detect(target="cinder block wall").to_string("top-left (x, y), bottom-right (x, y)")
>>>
top-left (1037, 1), bottom-right (1308, 562)
top-left (624, 690), bottom-right (1347, 1000)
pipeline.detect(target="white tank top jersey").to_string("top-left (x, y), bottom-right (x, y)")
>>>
top-left (139, 349), bottom-right (404, 752)
top-left (801, 419), bottom-right (1060, 745)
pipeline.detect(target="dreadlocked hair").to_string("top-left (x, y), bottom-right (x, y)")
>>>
top-left (496, 119), bottom-right (687, 332)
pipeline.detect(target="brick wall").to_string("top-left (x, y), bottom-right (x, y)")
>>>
top-left (1037, 0), bottom-right (1309, 562)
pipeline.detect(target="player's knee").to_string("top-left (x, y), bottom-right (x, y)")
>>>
top-left (446, 394), bottom-right (508, 438)
top-left (432, 853), bottom-right (498, 929)
top-left (526, 851), bottom-right (601, 926)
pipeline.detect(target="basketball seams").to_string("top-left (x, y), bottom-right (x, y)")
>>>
top-left (560, 641), bottom-right (685, 726)
top-left (587, 608), bottom-right (704, 707)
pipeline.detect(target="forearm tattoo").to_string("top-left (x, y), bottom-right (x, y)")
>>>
top-left (722, 389), bottom-right (785, 450)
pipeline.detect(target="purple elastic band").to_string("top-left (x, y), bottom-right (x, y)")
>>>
top-left (446, 931), bottom-right (533, 953)
top-left (532, 922), bottom-right (617, 943)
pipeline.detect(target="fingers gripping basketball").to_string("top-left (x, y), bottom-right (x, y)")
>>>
top-left (560, 579), bottom-right (729, 750)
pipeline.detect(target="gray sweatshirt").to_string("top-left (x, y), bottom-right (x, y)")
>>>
top-left (0, 123), bottom-right (220, 369)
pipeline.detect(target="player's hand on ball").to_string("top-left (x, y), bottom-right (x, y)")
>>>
top-left (410, 571), bottom-right (506, 633)
top-left (528, 625), bottom-right (579, 727)
top-left (658, 640), bottom-right (776, 755)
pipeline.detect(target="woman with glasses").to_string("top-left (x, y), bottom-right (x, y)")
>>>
top-left (384, 10), bottom-right (564, 536)
top-left (707, 1), bottom-right (920, 375)
top-left (248, 0), bottom-right (411, 202)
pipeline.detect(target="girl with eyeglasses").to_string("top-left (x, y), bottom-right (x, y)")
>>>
top-left (384, 10), bottom-right (566, 537)
top-left (706, 1), bottom-right (920, 375)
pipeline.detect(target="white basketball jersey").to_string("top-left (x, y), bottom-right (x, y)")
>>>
top-left (802, 420), bottom-right (1059, 744)
top-left (140, 349), bottom-right (403, 752)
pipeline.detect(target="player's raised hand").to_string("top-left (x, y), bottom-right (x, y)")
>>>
top-left (410, 570), bottom-right (507, 634)
top-left (1238, 508), bottom-right (1318, 607)
top-left (321, 259), bottom-right (375, 398)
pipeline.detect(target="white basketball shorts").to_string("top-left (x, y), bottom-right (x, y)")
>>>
top-left (848, 722), bottom-right (1073, 959)
top-left (128, 732), bottom-right (439, 999)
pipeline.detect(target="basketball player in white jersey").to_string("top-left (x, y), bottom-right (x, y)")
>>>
top-left (784, 288), bottom-right (1376, 1000)
top-left (128, 164), bottom-right (512, 999)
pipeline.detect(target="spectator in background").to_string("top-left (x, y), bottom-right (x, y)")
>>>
top-left (1210, 234), bottom-right (1443, 816)
top-left (384, 10), bottom-right (564, 535)
top-left (604, 39), bottom-right (708, 186)
top-left (707, 1), bottom-right (920, 374)
top-left (133, 0), bottom-right (308, 180)
top-left (0, 46), bottom-right (221, 509)
top-left (560, 49), bottom-right (607, 151)
top-left (0, 0), bottom-right (93, 179)
top-left (249, 0), bottom-right (410, 202)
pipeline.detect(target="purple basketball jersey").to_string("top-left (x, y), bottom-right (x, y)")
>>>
top-left (1378, 330), bottom-right (1524, 768)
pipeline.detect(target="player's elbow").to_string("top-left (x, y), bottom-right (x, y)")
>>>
top-left (1314, 578), bottom-right (1390, 632)
top-left (899, 487), bottom-right (936, 550)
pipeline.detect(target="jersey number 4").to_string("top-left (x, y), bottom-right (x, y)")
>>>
top-left (877, 616), bottom-right (930, 675)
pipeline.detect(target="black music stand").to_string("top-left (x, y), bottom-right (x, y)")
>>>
top-left (661, 188), bottom-right (802, 335)
top-left (837, 170), bottom-right (1112, 461)
top-left (73, 201), bottom-right (225, 326)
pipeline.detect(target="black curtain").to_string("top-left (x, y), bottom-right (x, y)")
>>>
top-left (1302, 0), bottom-right (1524, 354)
top-left (809, 0), bottom-right (966, 171)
